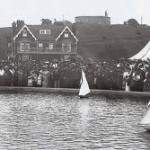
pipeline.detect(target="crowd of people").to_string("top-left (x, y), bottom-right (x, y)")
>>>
top-left (123, 59), bottom-right (150, 92)
top-left (0, 56), bottom-right (150, 92)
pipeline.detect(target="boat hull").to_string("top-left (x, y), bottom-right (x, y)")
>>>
top-left (140, 124), bottom-right (150, 131)
top-left (79, 94), bottom-right (89, 99)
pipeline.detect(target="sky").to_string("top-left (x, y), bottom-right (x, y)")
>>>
top-left (0, 0), bottom-right (150, 27)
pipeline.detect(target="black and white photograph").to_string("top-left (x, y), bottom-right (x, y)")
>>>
top-left (0, 0), bottom-right (150, 149)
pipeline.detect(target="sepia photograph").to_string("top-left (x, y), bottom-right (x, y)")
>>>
top-left (0, 0), bottom-right (150, 149)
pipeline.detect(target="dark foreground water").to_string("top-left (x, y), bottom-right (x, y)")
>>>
top-left (0, 93), bottom-right (149, 150)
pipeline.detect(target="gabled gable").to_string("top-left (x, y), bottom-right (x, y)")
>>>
top-left (56, 26), bottom-right (78, 43)
top-left (13, 25), bottom-right (37, 41)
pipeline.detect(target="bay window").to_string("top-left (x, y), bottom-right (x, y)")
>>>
top-left (62, 42), bottom-right (71, 52)
top-left (20, 43), bottom-right (30, 51)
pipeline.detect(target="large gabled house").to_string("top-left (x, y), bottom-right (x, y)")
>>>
top-left (13, 24), bottom-right (78, 61)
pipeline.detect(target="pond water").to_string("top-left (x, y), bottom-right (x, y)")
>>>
top-left (0, 92), bottom-right (149, 150)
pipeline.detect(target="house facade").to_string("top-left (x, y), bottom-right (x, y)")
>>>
top-left (13, 24), bottom-right (78, 61)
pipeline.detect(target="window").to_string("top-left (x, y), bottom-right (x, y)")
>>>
top-left (22, 29), bottom-right (27, 37)
top-left (39, 29), bottom-right (51, 34)
top-left (40, 30), bottom-right (45, 34)
top-left (46, 30), bottom-right (51, 34)
top-left (8, 43), bottom-right (11, 47)
top-left (26, 44), bottom-right (30, 50)
top-left (64, 33), bottom-right (69, 38)
top-left (20, 43), bottom-right (24, 51)
top-left (49, 43), bottom-right (53, 50)
top-left (20, 43), bottom-right (30, 51)
top-left (38, 43), bottom-right (43, 51)
top-left (38, 43), bottom-right (43, 48)
top-left (62, 43), bottom-right (71, 52)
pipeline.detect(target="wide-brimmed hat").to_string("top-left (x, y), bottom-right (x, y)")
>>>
top-left (4, 65), bottom-right (9, 69)
top-left (138, 63), bottom-right (144, 69)
top-left (44, 61), bottom-right (49, 64)
top-left (53, 59), bottom-right (59, 63)
top-left (64, 59), bottom-right (70, 62)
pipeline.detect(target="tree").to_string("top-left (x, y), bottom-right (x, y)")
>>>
top-left (127, 18), bottom-right (139, 27)
top-left (54, 21), bottom-right (64, 26)
top-left (123, 21), bottom-right (128, 25)
top-left (41, 19), bottom-right (52, 25)
top-left (63, 20), bottom-right (72, 26)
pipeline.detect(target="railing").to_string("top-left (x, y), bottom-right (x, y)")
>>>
top-left (17, 47), bottom-right (77, 54)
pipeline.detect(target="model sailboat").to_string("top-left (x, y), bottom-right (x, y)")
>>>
top-left (79, 70), bottom-right (90, 98)
top-left (140, 101), bottom-right (150, 130)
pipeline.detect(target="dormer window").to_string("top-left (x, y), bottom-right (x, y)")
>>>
top-left (40, 29), bottom-right (51, 34)
top-left (22, 29), bottom-right (27, 37)
top-left (46, 30), bottom-right (51, 34)
top-left (40, 30), bottom-right (45, 34)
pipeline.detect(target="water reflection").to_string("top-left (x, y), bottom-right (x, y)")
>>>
top-left (0, 93), bottom-right (149, 149)
top-left (78, 99), bottom-right (89, 123)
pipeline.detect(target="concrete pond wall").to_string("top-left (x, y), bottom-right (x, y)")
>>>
top-left (0, 86), bottom-right (150, 100)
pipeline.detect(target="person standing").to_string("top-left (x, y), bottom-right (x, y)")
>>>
top-left (4, 66), bottom-right (13, 86)
top-left (131, 63), bottom-right (145, 92)
top-left (0, 63), bottom-right (5, 86)
top-left (17, 63), bottom-right (26, 87)
top-left (143, 64), bottom-right (150, 91)
top-left (41, 62), bottom-right (50, 87)
top-left (53, 66), bottom-right (60, 88)
top-left (123, 67), bottom-right (132, 91)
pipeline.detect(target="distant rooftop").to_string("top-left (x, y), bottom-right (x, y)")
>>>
top-left (75, 16), bottom-right (110, 18)
top-left (75, 15), bottom-right (111, 25)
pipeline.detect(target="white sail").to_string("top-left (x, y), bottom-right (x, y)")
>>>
top-left (140, 101), bottom-right (150, 130)
top-left (140, 108), bottom-right (150, 124)
top-left (79, 70), bottom-right (90, 98)
top-left (147, 101), bottom-right (150, 107)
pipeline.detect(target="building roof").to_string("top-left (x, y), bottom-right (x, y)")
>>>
top-left (75, 16), bottom-right (110, 19)
top-left (13, 23), bottom-right (77, 43)
top-left (0, 27), bottom-right (13, 37)
top-left (14, 25), bottom-right (37, 41)
top-left (27, 24), bottom-right (65, 42)
top-left (56, 26), bottom-right (78, 42)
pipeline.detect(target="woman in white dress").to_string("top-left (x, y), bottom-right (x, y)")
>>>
top-left (123, 68), bottom-right (132, 92)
